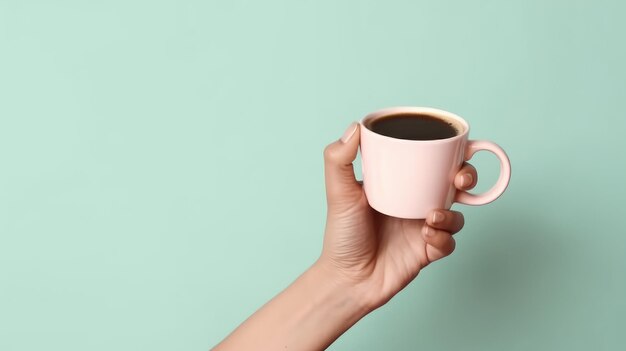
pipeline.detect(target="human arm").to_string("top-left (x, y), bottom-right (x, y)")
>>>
top-left (212, 122), bottom-right (477, 350)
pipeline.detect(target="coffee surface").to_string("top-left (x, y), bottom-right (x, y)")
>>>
top-left (368, 114), bottom-right (458, 140)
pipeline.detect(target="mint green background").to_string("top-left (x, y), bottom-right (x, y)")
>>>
top-left (1, 1), bottom-right (625, 350)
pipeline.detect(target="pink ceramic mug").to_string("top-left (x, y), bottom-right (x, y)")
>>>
top-left (359, 106), bottom-right (511, 219)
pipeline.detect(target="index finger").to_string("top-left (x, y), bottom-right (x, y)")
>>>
top-left (454, 163), bottom-right (478, 191)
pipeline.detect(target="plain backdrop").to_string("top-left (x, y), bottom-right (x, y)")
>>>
top-left (1, 1), bottom-right (625, 350)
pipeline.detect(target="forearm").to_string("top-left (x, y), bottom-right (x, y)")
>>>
top-left (212, 261), bottom-right (372, 351)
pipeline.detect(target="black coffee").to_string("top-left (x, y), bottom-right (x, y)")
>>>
top-left (367, 114), bottom-right (458, 140)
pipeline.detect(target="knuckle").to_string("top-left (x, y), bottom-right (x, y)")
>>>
top-left (455, 211), bottom-right (465, 225)
top-left (448, 239), bottom-right (457, 254)
top-left (446, 211), bottom-right (464, 232)
top-left (323, 143), bottom-right (341, 163)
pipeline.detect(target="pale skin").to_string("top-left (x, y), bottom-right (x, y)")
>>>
top-left (212, 122), bottom-right (479, 351)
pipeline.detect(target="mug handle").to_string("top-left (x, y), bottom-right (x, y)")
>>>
top-left (454, 140), bottom-right (511, 206)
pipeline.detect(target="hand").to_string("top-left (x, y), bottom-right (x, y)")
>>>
top-left (212, 122), bottom-right (478, 351)
top-left (317, 122), bottom-right (478, 310)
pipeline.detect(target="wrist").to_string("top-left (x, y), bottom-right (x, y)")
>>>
top-left (309, 258), bottom-right (379, 315)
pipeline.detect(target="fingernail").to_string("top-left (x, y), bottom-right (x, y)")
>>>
top-left (432, 211), bottom-right (445, 224)
top-left (340, 122), bottom-right (358, 143)
top-left (462, 173), bottom-right (473, 188)
top-left (422, 225), bottom-right (432, 237)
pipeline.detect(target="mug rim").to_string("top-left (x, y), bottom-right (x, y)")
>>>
top-left (360, 106), bottom-right (470, 144)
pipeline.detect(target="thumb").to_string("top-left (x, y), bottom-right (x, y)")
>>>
top-left (323, 122), bottom-right (362, 208)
